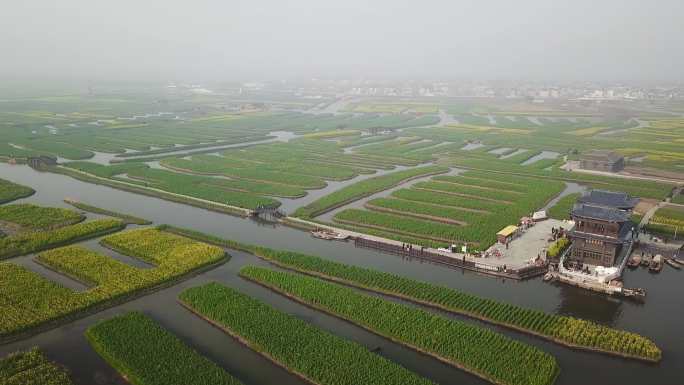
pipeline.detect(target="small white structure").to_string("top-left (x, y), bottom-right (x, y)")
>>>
top-left (532, 210), bottom-right (548, 221)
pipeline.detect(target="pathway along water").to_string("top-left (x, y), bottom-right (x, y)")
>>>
top-left (0, 162), bottom-right (679, 385)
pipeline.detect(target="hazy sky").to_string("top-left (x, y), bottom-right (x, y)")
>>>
top-left (1, 0), bottom-right (682, 83)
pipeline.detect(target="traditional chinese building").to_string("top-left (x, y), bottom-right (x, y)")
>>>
top-left (579, 150), bottom-right (625, 172)
top-left (567, 190), bottom-right (637, 267)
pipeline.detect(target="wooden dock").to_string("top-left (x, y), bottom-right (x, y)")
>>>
top-left (353, 237), bottom-right (548, 280)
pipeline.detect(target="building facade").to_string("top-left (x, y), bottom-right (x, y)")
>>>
top-left (567, 190), bottom-right (637, 267)
top-left (579, 150), bottom-right (625, 172)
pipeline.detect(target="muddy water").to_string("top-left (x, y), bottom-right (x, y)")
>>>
top-left (0, 163), bottom-right (681, 385)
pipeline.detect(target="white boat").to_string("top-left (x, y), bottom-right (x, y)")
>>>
top-left (311, 229), bottom-right (348, 241)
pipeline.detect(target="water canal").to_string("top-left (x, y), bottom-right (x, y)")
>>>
top-left (0, 163), bottom-right (680, 385)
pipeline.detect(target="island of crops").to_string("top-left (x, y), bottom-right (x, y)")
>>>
top-left (330, 171), bottom-right (564, 250)
top-left (179, 282), bottom-right (436, 385)
top-left (0, 228), bottom-right (225, 341)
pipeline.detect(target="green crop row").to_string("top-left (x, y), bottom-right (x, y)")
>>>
top-left (160, 157), bottom-right (327, 189)
top-left (0, 228), bottom-right (225, 338)
top-left (63, 200), bottom-right (152, 225)
top-left (646, 207), bottom-right (684, 237)
top-left (547, 193), bottom-right (581, 220)
top-left (99, 228), bottom-right (225, 271)
top-left (0, 348), bottom-right (74, 385)
top-left (218, 144), bottom-right (363, 180)
top-left (62, 161), bottom-right (148, 178)
top-left (0, 219), bottom-right (125, 260)
top-left (443, 153), bottom-right (674, 200)
top-left (227, 243), bottom-right (661, 363)
top-left (413, 181), bottom-right (522, 202)
top-left (239, 266), bottom-right (560, 385)
top-left (86, 312), bottom-right (243, 385)
top-left (432, 175), bottom-right (529, 192)
top-left (179, 282), bottom-right (434, 385)
top-left (125, 166), bottom-right (298, 202)
top-left (365, 197), bottom-right (488, 224)
top-left (294, 165), bottom-right (449, 218)
top-left (652, 207), bottom-right (684, 223)
top-left (391, 188), bottom-right (506, 212)
top-left (335, 174), bottom-right (563, 248)
top-left (0, 178), bottom-right (34, 204)
top-left (0, 204), bottom-right (84, 231)
top-left (114, 134), bottom-right (269, 158)
top-left (64, 162), bottom-right (282, 209)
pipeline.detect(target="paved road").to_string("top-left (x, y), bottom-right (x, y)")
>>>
top-left (639, 201), bottom-right (665, 229)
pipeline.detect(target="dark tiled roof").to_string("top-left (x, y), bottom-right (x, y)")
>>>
top-left (577, 189), bottom-right (638, 209)
top-left (571, 203), bottom-right (630, 222)
top-left (581, 150), bottom-right (623, 163)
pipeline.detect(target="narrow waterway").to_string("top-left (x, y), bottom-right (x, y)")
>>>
top-left (0, 163), bottom-right (680, 385)
top-left (315, 167), bottom-right (459, 222)
top-left (82, 131), bottom-right (300, 165)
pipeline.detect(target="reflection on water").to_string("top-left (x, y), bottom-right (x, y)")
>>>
top-left (555, 284), bottom-right (624, 326)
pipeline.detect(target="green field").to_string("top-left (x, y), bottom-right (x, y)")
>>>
top-left (332, 171), bottom-right (564, 249)
top-left (225, 240), bottom-right (659, 362)
top-left (86, 312), bottom-right (243, 385)
top-left (0, 178), bottom-right (34, 204)
top-left (180, 283), bottom-right (434, 385)
top-left (547, 193), bottom-right (581, 220)
top-left (646, 206), bottom-right (684, 238)
top-left (0, 348), bottom-right (74, 385)
top-left (0, 204), bottom-right (84, 231)
top-left (0, 218), bottom-right (125, 260)
top-left (294, 165), bottom-right (448, 218)
top-left (0, 228), bottom-right (225, 339)
top-left (240, 266), bottom-right (559, 385)
top-left (63, 200), bottom-right (152, 225)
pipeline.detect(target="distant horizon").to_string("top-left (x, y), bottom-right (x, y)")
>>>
top-left (2, 0), bottom-right (683, 84)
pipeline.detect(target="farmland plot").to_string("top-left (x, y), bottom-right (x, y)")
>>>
top-left (0, 228), bottom-right (225, 339)
top-left (333, 171), bottom-right (564, 249)
top-left (180, 282), bottom-right (435, 385)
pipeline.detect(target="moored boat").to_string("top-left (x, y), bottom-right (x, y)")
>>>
top-left (665, 258), bottom-right (681, 270)
top-left (649, 255), bottom-right (663, 273)
top-left (627, 255), bottom-right (642, 268)
top-left (311, 229), bottom-right (349, 241)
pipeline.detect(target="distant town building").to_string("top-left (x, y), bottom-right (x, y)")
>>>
top-left (568, 190), bottom-right (637, 267)
top-left (579, 150), bottom-right (625, 172)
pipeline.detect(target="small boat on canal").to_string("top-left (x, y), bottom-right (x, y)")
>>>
top-left (311, 229), bottom-right (349, 241)
top-left (672, 257), bottom-right (684, 266)
top-left (627, 254), bottom-right (642, 268)
top-left (665, 258), bottom-right (681, 270)
top-left (649, 255), bottom-right (663, 273)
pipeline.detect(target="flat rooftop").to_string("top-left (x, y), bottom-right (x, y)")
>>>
top-left (484, 218), bottom-right (574, 268)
